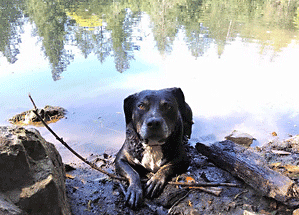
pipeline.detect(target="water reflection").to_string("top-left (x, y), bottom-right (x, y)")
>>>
top-left (1, 0), bottom-right (299, 79)
top-left (0, 0), bottom-right (25, 64)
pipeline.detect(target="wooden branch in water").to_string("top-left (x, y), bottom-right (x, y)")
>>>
top-left (28, 94), bottom-right (126, 182)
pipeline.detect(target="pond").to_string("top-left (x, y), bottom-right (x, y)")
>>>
top-left (1, 0), bottom-right (299, 162)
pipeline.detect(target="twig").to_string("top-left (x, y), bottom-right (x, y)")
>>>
top-left (234, 189), bottom-right (248, 200)
top-left (168, 190), bottom-right (192, 215)
top-left (28, 93), bottom-right (38, 109)
top-left (28, 94), bottom-right (126, 182)
top-left (168, 181), bottom-right (239, 187)
top-left (189, 186), bottom-right (222, 196)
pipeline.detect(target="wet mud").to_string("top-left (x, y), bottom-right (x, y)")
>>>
top-left (65, 142), bottom-right (298, 215)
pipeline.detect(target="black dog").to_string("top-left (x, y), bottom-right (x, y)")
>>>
top-left (115, 87), bottom-right (193, 208)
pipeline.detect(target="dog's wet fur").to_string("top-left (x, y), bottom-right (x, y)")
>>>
top-left (115, 87), bottom-right (193, 208)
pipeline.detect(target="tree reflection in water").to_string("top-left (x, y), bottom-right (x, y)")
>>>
top-left (0, 0), bottom-right (299, 80)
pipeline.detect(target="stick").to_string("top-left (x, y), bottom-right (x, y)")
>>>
top-left (28, 94), bottom-right (126, 182)
top-left (168, 181), bottom-right (239, 188)
top-left (168, 190), bottom-right (192, 214)
top-left (189, 186), bottom-right (222, 196)
top-left (234, 189), bottom-right (248, 200)
top-left (29, 93), bottom-right (38, 109)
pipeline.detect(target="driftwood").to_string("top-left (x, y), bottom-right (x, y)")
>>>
top-left (196, 140), bottom-right (299, 207)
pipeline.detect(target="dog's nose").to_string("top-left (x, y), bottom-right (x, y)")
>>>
top-left (147, 118), bottom-right (162, 129)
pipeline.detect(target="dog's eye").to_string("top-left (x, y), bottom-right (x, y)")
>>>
top-left (162, 102), bottom-right (172, 110)
top-left (138, 103), bottom-right (146, 110)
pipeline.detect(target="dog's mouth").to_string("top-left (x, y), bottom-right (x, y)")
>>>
top-left (140, 128), bottom-right (169, 145)
top-left (143, 138), bottom-right (166, 146)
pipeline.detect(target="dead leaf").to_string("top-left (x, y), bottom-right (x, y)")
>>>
top-left (185, 176), bottom-right (195, 183)
top-left (243, 210), bottom-right (257, 215)
top-left (185, 176), bottom-right (195, 189)
top-left (270, 162), bottom-right (282, 168)
top-left (284, 165), bottom-right (299, 173)
top-left (288, 172), bottom-right (299, 179)
top-left (259, 210), bottom-right (275, 215)
top-left (272, 132), bottom-right (278, 136)
top-left (66, 173), bottom-right (75, 179)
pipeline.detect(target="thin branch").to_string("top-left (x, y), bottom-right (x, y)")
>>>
top-left (189, 186), bottom-right (222, 196)
top-left (28, 94), bottom-right (126, 182)
top-left (28, 93), bottom-right (37, 109)
top-left (168, 190), bottom-right (192, 214)
top-left (168, 181), bottom-right (239, 187)
top-left (234, 189), bottom-right (248, 200)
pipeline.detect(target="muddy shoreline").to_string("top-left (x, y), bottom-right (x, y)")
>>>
top-left (64, 138), bottom-right (299, 215)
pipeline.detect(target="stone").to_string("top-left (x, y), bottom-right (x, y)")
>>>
top-left (9, 106), bottom-right (66, 126)
top-left (0, 126), bottom-right (70, 215)
top-left (284, 135), bottom-right (299, 153)
top-left (225, 130), bottom-right (256, 147)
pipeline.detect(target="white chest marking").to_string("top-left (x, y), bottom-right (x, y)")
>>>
top-left (141, 145), bottom-right (163, 172)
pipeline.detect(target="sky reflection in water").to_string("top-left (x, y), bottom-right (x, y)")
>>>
top-left (1, 0), bottom-right (299, 162)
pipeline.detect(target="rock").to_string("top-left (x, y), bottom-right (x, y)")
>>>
top-left (284, 135), bottom-right (299, 153)
top-left (0, 193), bottom-right (25, 215)
top-left (0, 126), bottom-right (70, 215)
top-left (9, 106), bottom-right (66, 126)
top-left (225, 130), bottom-right (256, 147)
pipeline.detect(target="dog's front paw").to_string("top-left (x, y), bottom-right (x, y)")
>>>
top-left (125, 184), bottom-right (143, 209)
top-left (145, 173), bottom-right (167, 198)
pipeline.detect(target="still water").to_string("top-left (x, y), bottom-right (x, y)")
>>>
top-left (1, 0), bottom-right (299, 162)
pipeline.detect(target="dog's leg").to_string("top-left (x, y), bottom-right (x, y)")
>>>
top-left (115, 158), bottom-right (143, 208)
top-left (145, 162), bottom-right (175, 198)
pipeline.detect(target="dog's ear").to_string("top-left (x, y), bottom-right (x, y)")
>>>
top-left (168, 87), bottom-right (186, 115)
top-left (124, 94), bottom-right (136, 125)
top-left (169, 88), bottom-right (193, 138)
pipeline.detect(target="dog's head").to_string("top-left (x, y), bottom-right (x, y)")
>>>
top-left (124, 88), bottom-right (187, 146)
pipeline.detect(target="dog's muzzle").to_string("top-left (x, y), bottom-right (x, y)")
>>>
top-left (140, 117), bottom-right (170, 145)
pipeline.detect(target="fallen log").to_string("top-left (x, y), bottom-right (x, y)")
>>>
top-left (196, 140), bottom-right (299, 207)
